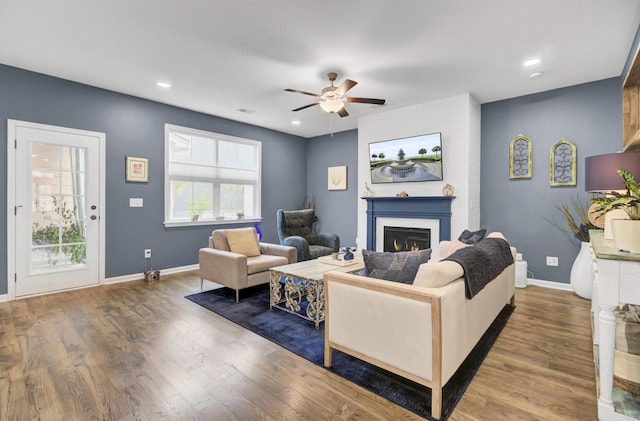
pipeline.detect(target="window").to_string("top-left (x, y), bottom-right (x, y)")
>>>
top-left (164, 124), bottom-right (261, 226)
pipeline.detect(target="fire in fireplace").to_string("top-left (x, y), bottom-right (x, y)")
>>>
top-left (383, 226), bottom-right (431, 252)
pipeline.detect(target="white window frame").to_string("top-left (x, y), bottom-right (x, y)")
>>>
top-left (163, 124), bottom-right (262, 227)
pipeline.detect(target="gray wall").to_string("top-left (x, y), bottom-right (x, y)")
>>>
top-left (0, 64), bottom-right (308, 293)
top-left (305, 130), bottom-right (359, 247)
top-left (0, 64), bottom-right (628, 294)
top-left (481, 77), bottom-right (622, 284)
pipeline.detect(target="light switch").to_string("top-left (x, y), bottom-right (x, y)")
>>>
top-left (129, 198), bottom-right (143, 207)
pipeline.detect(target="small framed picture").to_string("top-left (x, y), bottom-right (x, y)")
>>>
top-left (328, 165), bottom-right (347, 190)
top-left (126, 156), bottom-right (149, 182)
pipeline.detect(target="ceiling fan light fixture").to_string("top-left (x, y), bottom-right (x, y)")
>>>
top-left (319, 99), bottom-right (344, 113)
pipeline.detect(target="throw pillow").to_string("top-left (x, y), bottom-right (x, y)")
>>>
top-left (225, 228), bottom-right (261, 257)
top-left (362, 248), bottom-right (432, 284)
top-left (458, 228), bottom-right (486, 245)
top-left (413, 260), bottom-right (464, 288)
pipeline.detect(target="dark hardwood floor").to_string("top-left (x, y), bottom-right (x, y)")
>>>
top-left (0, 271), bottom-right (596, 420)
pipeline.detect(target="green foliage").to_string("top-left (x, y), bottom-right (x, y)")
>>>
top-left (188, 190), bottom-right (212, 215)
top-left (592, 168), bottom-right (640, 220)
top-left (32, 196), bottom-right (86, 265)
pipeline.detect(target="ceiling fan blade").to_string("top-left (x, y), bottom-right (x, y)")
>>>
top-left (292, 102), bottom-right (320, 112)
top-left (335, 79), bottom-right (357, 96)
top-left (346, 97), bottom-right (386, 105)
top-left (337, 107), bottom-right (349, 117)
top-left (284, 88), bottom-right (320, 97)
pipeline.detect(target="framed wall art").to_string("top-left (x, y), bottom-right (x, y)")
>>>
top-left (328, 165), bottom-right (347, 190)
top-left (126, 155), bottom-right (149, 182)
top-left (550, 138), bottom-right (576, 186)
top-left (509, 133), bottom-right (532, 179)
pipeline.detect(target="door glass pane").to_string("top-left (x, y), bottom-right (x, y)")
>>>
top-left (31, 143), bottom-right (87, 271)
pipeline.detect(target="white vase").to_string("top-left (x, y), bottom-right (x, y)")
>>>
top-left (570, 241), bottom-right (592, 300)
top-left (611, 219), bottom-right (640, 253)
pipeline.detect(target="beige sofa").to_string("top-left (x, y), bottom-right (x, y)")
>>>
top-left (199, 229), bottom-right (297, 301)
top-left (323, 236), bottom-right (515, 419)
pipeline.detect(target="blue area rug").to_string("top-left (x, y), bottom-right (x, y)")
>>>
top-left (186, 285), bottom-right (514, 420)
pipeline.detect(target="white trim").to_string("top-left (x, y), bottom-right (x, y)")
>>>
top-left (374, 217), bottom-right (440, 257)
top-left (7, 119), bottom-right (106, 300)
top-left (104, 264), bottom-right (199, 285)
top-left (7, 121), bottom-right (16, 300)
top-left (163, 217), bottom-right (261, 228)
top-left (526, 278), bottom-right (574, 291)
top-left (164, 123), bottom-right (262, 226)
top-left (1, 264), bottom-right (199, 300)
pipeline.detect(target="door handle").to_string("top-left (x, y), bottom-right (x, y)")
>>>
top-left (90, 215), bottom-right (97, 220)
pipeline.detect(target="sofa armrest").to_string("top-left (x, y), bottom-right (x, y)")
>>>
top-left (199, 248), bottom-right (247, 289)
top-left (324, 271), bottom-right (442, 382)
top-left (260, 242), bottom-right (297, 263)
top-left (283, 236), bottom-right (310, 262)
top-left (308, 232), bottom-right (340, 251)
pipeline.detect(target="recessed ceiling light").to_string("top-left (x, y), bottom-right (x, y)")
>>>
top-left (524, 58), bottom-right (540, 67)
top-left (157, 81), bottom-right (171, 88)
top-left (529, 72), bottom-right (543, 79)
top-left (291, 120), bottom-right (301, 126)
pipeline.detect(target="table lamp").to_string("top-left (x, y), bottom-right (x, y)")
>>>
top-left (585, 151), bottom-right (640, 239)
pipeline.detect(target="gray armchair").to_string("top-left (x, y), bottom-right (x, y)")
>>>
top-left (276, 208), bottom-right (340, 261)
top-left (199, 228), bottom-right (297, 301)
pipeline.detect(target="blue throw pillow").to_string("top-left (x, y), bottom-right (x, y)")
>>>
top-left (458, 228), bottom-right (486, 245)
top-left (362, 248), bottom-right (432, 284)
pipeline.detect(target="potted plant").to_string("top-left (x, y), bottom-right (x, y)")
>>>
top-left (188, 191), bottom-right (212, 222)
top-left (592, 168), bottom-right (640, 253)
top-left (556, 195), bottom-right (594, 299)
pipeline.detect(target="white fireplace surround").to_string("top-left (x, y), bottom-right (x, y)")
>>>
top-left (357, 93), bottom-right (481, 251)
top-left (375, 217), bottom-right (441, 258)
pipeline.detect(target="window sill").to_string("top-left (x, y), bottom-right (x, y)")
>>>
top-left (164, 217), bottom-right (262, 228)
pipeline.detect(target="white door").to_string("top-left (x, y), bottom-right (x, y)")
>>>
top-left (9, 120), bottom-right (104, 297)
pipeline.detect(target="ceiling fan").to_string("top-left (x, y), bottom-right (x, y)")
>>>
top-left (285, 72), bottom-right (385, 117)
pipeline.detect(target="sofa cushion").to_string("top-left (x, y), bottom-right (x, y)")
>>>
top-left (247, 254), bottom-right (288, 275)
top-left (413, 260), bottom-right (464, 288)
top-left (487, 231), bottom-right (506, 240)
top-left (458, 228), bottom-right (486, 245)
top-left (440, 239), bottom-right (471, 259)
top-left (362, 248), bottom-right (432, 284)
top-left (225, 228), bottom-right (261, 257)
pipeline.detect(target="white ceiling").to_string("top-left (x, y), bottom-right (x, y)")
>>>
top-left (1, 0), bottom-right (639, 138)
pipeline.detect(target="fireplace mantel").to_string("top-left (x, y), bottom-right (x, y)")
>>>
top-left (362, 196), bottom-right (455, 250)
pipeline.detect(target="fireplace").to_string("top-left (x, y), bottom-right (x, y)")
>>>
top-left (383, 226), bottom-right (431, 252)
top-left (363, 196), bottom-right (454, 258)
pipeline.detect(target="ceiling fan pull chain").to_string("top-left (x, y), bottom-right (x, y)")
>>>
top-left (329, 113), bottom-right (334, 137)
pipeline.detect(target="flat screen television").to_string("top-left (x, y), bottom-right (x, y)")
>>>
top-left (369, 132), bottom-right (443, 183)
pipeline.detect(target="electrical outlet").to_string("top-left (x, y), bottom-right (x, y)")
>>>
top-left (546, 256), bottom-right (558, 267)
top-left (144, 249), bottom-right (151, 259)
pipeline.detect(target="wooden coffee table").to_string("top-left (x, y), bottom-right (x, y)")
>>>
top-left (269, 256), bottom-right (363, 328)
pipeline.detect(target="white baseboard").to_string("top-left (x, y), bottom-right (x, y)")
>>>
top-left (104, 264), bottom-right (199, 285)
top-left (524, 278), bottom-right (574, 291)
top-left (0, 293), bottom-right (8, 303)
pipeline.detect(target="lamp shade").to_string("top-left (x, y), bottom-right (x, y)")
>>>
top-left (585, 151), bottom-right (640, 192)
top-left (319, 99), bottom-right (344, 113)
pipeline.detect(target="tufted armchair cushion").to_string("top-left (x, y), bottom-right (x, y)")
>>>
top-left (276, 208), bottom-right (340, 261)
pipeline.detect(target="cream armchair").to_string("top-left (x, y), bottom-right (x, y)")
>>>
top-left (199, 228), bottom-right (297, 301)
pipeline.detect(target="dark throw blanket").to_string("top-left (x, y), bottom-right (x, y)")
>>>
top-left (443, 237), bottom-right (514, 299)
